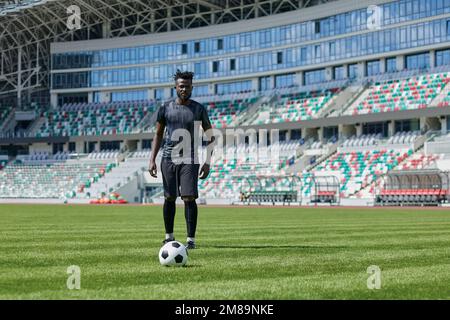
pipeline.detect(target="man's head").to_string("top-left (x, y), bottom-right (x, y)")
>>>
top-left (173, 69), bottom-right (194, 103)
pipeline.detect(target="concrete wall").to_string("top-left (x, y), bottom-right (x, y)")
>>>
top-left (436, 159), bottom-right (450, 171)
top-left (115, 175), bottom-right (142, 203)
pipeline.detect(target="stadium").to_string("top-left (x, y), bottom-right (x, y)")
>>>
top-left (1, 0), bottom-right (450, 301)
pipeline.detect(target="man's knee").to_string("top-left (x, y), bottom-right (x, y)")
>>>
top-left (182, 196), bottom-right (196, 202)
top-left (165, 196), bottom-right (177, 202)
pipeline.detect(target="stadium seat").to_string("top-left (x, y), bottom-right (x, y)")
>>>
top-left (345, 73), bottom-right (450, 116)
top-left (251, 89), bottom-right (339, 125)
top-left (0, 162), bottom-right (116, 199)
top-left (36, 101), bottom-right (156, 137)
top-left (311, 149), bottom-right (414, 198)
top-left (203, 95), bottom-right (258, 128)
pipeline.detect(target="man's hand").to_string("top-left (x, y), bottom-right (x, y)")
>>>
top-left (149, 160), bottom-right (158, 178)
top-left (199, 164), bottom-right (210, 180)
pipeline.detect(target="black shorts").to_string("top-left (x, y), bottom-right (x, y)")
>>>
top-left (161, 158), bottom-right (200, 199)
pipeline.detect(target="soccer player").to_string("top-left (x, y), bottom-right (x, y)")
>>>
top-left (149, 70), bottom-right (214, 250)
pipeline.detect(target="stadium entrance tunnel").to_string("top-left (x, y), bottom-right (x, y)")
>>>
top-left (310, 175), bottom-right (341, 206)
top-left (234, 175), bottom-right (302, 206)
top-left (375, 169), bottom-right (450, 207)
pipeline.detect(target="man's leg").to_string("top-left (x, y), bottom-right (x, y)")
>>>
top-left (163, 197), bottom-right (177, 242)
top-left (179, 163), bottom-right (200, 249)
top-left (182, 196), bottom-right (198, 248)
top-left (161, 158), bottom-right (178, 243)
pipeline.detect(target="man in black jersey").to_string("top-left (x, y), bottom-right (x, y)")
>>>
top-left (149, 70), bottom-right (214, 250)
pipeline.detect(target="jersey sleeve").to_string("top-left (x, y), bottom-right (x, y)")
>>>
top-left (200, 104), bottom-right (212, 130)
top-left (156, 104), bottom-right (166, 126)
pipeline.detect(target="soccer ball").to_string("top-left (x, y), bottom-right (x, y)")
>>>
top-left (159, 241), bottom-right (188, 267)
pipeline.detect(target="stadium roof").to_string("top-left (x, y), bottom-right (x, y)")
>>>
top-left (0, 0), bottom-right (47, 15)
top-left (0, 0), bottom-right (335, 17)
top-left (0, 0), bottom-right (336, 105)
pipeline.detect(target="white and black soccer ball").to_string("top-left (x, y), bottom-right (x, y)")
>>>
top-left (159, 241), bottom-right (188, 267)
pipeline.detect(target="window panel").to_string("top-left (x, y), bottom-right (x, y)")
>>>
top-left (54, 16), bottom-right (450, 89)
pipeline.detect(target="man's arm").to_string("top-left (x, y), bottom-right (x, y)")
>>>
top-left (199, 123), bottom-right (215, 180)
top-left (199, 104), bottom-right (215, 180)
top-left (149, 122), bottom-right (165, 178)
top-left (203, 124), bottom-right (215, 165)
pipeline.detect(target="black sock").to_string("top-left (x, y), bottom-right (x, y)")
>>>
top-left (163, 199), bottom-right (176, 235)
top-left (184, 200), bottom-right (198, 239)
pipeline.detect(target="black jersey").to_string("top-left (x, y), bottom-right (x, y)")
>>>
top-left (156, 99), bottom-right (211, 162)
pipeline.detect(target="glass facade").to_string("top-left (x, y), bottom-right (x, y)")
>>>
top-left (348, 64), bottom-right (359, 79)
top-left (334, 66), bottom-right (345, 80)
top-left (323, 126), bottom-right (339, 140)
top-left (367, 60), bottom-right (381, 76)
top-left (154, 88), bottom-right (164, 100)
top-left (406, 52), bottom-right (430, 69)
top-left (436, 48), bottom-right (450, 66)
top-left (275, 73), bottom-right (295, 88)
top-left (193, 85), bottom-right (209, 96)
top-left (386, 57), bottom-right (398, 72)
top-left (53, 0), bottom-right (450, 70)
top-left (395, 119), bottom-right (420, 132)
top-left (216, 81), bottom-right (252, 95)
top-left (304, 69), bottom-right (326, 85)
top-left (291, 129), bottom-right (302, 140)
top-left (363, 122), bottom-right (389, 137)
top-left (100, 141), bottom-right (121, 151)
top-left (111, 90), bottom-right (148, 102)
top-left (259, 76), bottom-right (272, 91)
top-left (51, 0), bottom-right (450, 90)
top-left (142, 140), bottom-right (152, 149)
top-left (93, 92), bottom-right (100, 103)
top-left (58, 93), bottom-right (87, 106)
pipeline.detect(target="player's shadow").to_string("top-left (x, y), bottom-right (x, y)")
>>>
top-left (203, 245), bottom-right (346, 250)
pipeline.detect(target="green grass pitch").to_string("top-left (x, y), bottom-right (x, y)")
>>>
top-left (0, 204), bottom-right (449, 300)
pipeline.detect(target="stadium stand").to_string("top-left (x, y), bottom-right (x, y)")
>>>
top-left (398, 153), bottom-right (442, 170)
top-left (311, 149), bottom-right (414, 198)
top-left (36, 101), bottom-right (156, 137)
top-left (339, 132), bottom-right (422, 151)
top-left (79, 156), bottom-right (148, 200)
top-left (344, 73), bottom-right (450, 116)
top-left (14, 151), bottom-right (83, 164)
top-left (129, 149), bottom-right (152, 159)
top-left (1, 78), bottom-right (447, 205)
top-left (249, 88), bottom-right (340, 125)
top-left (436, 82), bottom-right (450, 108)
top-left (0, 161), bottom-right (115, 199)
top-left (1, 0), bottom-right (450, 207)
top-left (387, 131), bottom-right (421, 145)
top-left (342, 134), bottom-right (381, 148)
top-left (199, 92), bottom-right (259, 128)
top-left (0, 146), bottom-right (153, 201)
top-left (198, 140), bottom-right (299, 200)
top-left (87, 150), bottom-right (121, 160)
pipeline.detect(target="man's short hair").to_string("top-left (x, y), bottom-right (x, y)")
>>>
top-left (173, 69), bottom-right (194, 82)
